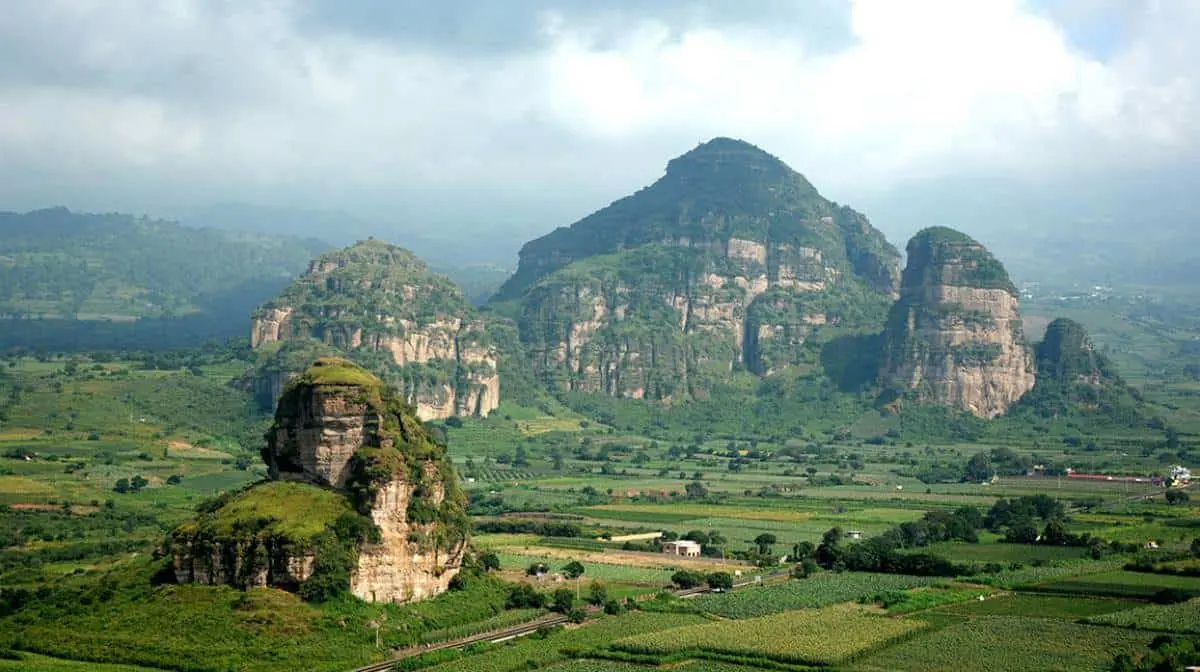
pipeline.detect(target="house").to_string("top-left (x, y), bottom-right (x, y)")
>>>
top-left (662, 540), bottom-right (701, 558)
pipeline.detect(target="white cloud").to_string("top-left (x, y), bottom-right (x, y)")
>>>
top-left (0, 0), bottom-right (1195, 220)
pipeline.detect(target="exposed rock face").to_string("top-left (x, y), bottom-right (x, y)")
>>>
top-left (170, 358), bottom-right (469, 604)
top-left (498, 138), bottom-right (901, 398)
top-left (881, 227), bottom-right (1035, 418)
top-left (249, 240), bottom-right (499, 420)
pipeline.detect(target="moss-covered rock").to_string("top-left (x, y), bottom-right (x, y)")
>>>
top-left (171, 358), bottom-right (469, 604)
top-left (249, 240), bottom-right (499, 420)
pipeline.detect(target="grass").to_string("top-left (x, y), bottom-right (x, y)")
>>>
top-left (421, 612), bottom-right (711, 672)
top-left (691, 573), bottom-right (943, 619)
top-left (610, 602), bottom-right (929, 666)
top-left (184, 480), bottom-right (354, 542)
top-left (873, 584), bottom-right (997, 614)
top-left (0, 652), bottom-right (164, 671)
top-left (933, 593), bottom-right (1140, 619)
top-left (1027, 570), bottom-right (1200, 599)
top-left (852, 616), bottom-right (1157, 672)
top-left (1086, 598), bottom-right (1200, 633)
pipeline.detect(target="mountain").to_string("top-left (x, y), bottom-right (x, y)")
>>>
top-left (880, 227), bottom-right (1036, 418)
top-left (170, 357), bottom-right (469, 603)
top-left (1014, 317), bottom-right (1143, 423)
top-left (0, 207), bottom-right (329, 350)
top-left (495, 137), bottom-right (901, 400)
top-left (248, 239), bottom-right (500, 420)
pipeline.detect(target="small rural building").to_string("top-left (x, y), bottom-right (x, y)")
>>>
top-left (662, 540), bottom-right (701, 557)
top-left (846, 530), bottom-right (863, 540)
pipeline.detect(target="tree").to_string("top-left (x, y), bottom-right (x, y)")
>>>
top-left (234, 456), bottom-right (250, 471)
top-left (1005, 519), bottom-right (1040, 544)
top-left (792, 541), bottom-right (815, 560)
top-left (1190, 537), bottom-right (1200, 559)
top-left (706, 572), bottom-right (734, 592)
top-left (671, 570), bottom-right (704, 589)
top-left (562, 561), bottom-right (585, 579)
top-left (113, 478), bottom-right (130, 494)
top-left (1167, 490), bottom-right (1190, 505)
top-left (586, 581), bottom-right (608, 606)
top-left (550, 588), bottom-right (575, 614)
top-left (753, 533), bottom-right (777, 555)
top-left (526, 562), bottom-right (548, 576)
top-left (1041, 518), bottom-right (1070, 546)
top-left (684, 481), bottom-right (708, 499)
top-left (506, 584), bottom-right (545, 609)
top-left (480, 551), bottom-right (501, 572)
top-left (707, 530), bottom-right (727, 547)
top-left (130, 475), bottom-right (149, 493)
top-left (964, 452), bottom-right (993, 482)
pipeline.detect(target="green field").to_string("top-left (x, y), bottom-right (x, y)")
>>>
top-left (852, 617), bottom-right (1157, 672)
top-left (691, 573), bottom-right (943, 619)
top-left (1028, 570), bottom-right (1200, 599)
top-left (610, 603), bottom-right (928, 666)
top-left (1086, 598), bottom-right (1200, 633)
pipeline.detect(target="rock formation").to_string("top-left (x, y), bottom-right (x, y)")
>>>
top-left (1014, 317), bottom-right (1142, 422)
top-left (169, 358), bottom-right (469, 604)
top-left (249, 240), bottom-right (499, 420)
top-left (495, 137), bottom-right (901, 399)
top-left (881, 227), bottom-right (1035, 418)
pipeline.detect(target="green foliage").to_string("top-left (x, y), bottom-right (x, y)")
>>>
top-left (0, 208), bottom-right (324, 349)
top-left (691, 572), bottom-right (941, 619)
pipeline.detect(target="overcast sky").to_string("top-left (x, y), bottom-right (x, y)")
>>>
top-left (0, 0), bottom-right (1196, 259)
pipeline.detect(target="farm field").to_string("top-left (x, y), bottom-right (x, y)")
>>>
top-left (1085, 598), bottom-right (1200, 633)
top-left (691, 573), bottom-right (943, 619)
top-left (933, 593), bottom-right (1141, 619)
top-left (1027, 570), bottom-right (1200, 599)
top-left (609, 603), bottom-right (928, 666)
top-left (850, 617), bottom-right (1157, 672)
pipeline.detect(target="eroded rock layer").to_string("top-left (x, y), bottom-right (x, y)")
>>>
top-left (881, 227), bottom-right (1035, 418)
top-left (169, 358), bottom-right (469, 604)
top-left (498, 137), bottom-right (901, 398)
top-left (250, 240), bottom-right (499, 420)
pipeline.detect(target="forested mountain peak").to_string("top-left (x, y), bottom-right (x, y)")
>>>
top-left (249, 238), bottom-right (500, 421)
top-left (494, 137), bottom-right (897, 301)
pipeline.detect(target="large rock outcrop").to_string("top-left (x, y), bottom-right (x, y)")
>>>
top-left (249, 240), bottom-right (499, 420)
top-left (169, 358), bottom-right (469, 604)
top-left (881, 227), bottom-right (1035, 418)
top-left (495, 137), bottom-right (901, 398)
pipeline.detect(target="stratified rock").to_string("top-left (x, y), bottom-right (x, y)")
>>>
top-left (496, 137), bottom-right (901, 398)
top-left (249, 240), bottom-right (499, 420)
top-left (881, 227), bottom-right (1035, 418)
top-left (170, 358), bottom-right (469, 604)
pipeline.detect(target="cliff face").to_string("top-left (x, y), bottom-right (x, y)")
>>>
top-left (499, 138), bottom-right (901, 397)
top-left (249, 240), bottom-right (499, 420)
top-left (170, 358), bottom-right (469, 604)
top-left (881, 227), bottom-right (1035, 418)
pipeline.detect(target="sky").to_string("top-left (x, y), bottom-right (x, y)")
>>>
top-left (0, 0), bottom-right (1197, 265)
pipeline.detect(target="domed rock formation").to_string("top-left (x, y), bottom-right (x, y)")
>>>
top-left (249, 239), bottom-right (499, 421)
top-left (881, 227), bottom-right (1035, 418)
top-left (169, 358), bottom-right (469, 604)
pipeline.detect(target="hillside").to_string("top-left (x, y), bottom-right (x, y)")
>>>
top-left (496, 137), bottom-right (901, 400)
top-left (248, 239), bottom-right (500, 420)
top-left (0, 207), bottom-right (328, 349)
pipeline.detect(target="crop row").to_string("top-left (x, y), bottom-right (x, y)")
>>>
top-left (691, 572), bottom-right (942, 619)
top-left (1086, 598), bottom-right (1200, 633)
top-left (609, 603), bottom-right (927, 665)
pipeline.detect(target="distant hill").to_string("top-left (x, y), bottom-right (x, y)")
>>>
top-left (0, 207), bottom-right (329, 349)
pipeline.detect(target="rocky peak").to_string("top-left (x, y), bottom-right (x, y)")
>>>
top-left (881, 227), bottom-right (1035, 418)
top-left (171, 358), bottom-right (469, 604)
top-left (249, 239), bottom-right (500, 420)
top-left (495, 138), bottom-right (900, 399)
top-left (1015, 318), bottom-right (1141, 420)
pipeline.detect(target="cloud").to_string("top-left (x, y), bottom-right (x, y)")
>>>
top-left (0, 0), bottom-right (1195, 244)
